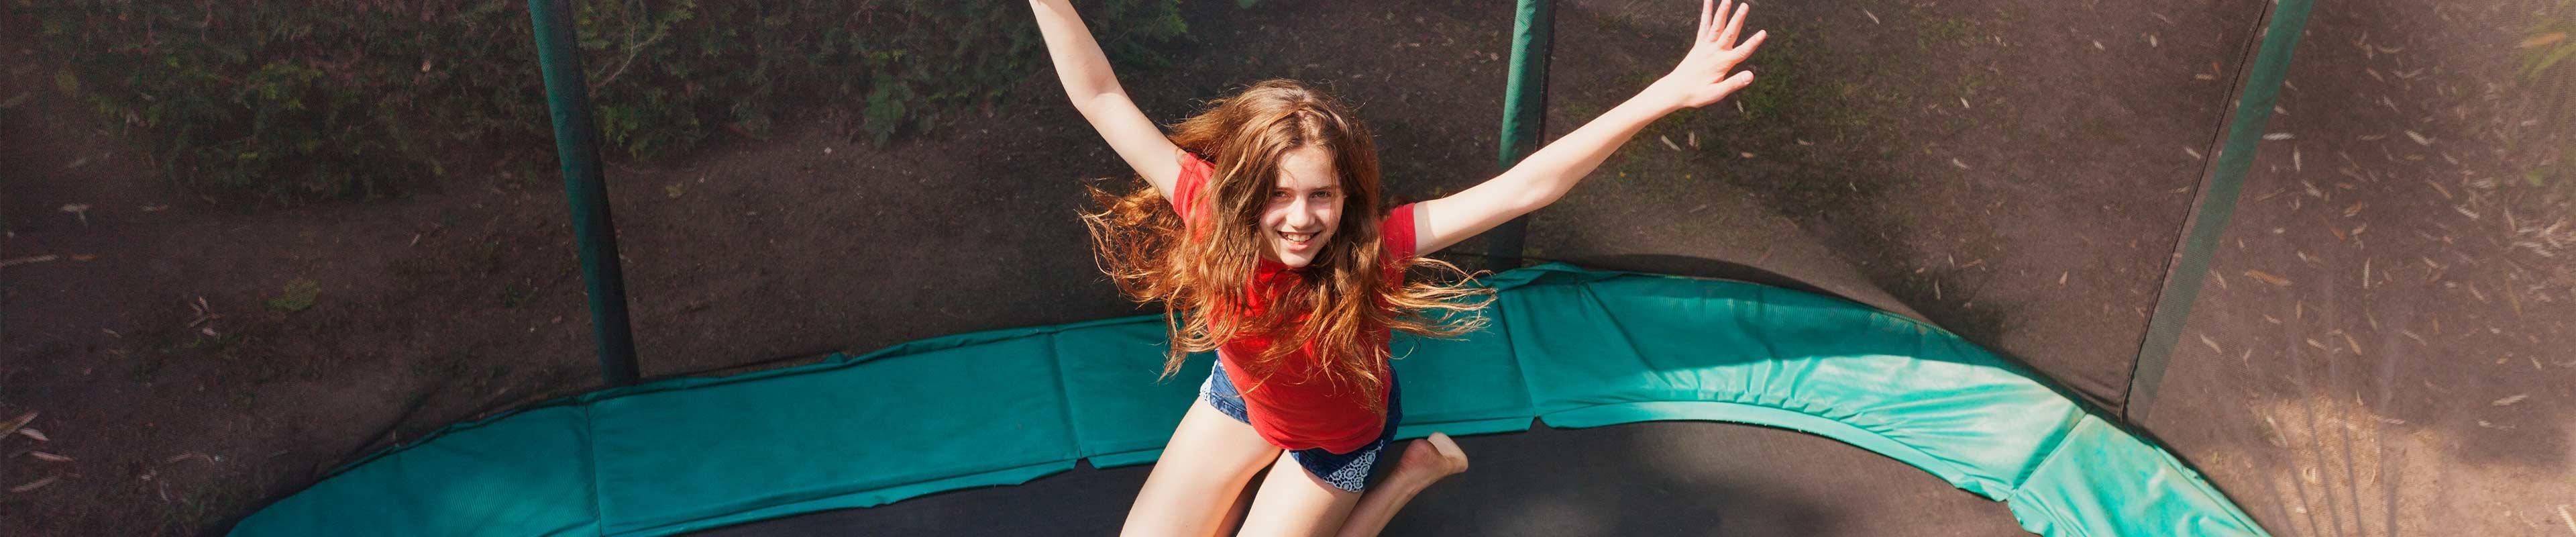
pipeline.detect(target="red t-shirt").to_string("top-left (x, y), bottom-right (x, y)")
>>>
top-left (1169, 152), bottom-right (1415, 454)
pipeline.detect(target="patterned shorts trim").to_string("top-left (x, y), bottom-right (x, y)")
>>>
top-left (1197, 360), bottom-right (1401, 493)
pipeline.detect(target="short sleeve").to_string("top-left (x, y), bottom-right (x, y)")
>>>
top-left (1381, 203), bottom-right (1418, 264)
top-left (1169, 152), bottom-right (1216, 226)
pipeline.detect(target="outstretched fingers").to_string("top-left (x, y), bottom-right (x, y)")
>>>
top-left (1734, 29), bottom-right (1769, 58)
top-left (1722, 70), bottom-right (1756, 92)
top-left (1717, 1), bottom-right (1749, 48)
top-left (1699, 0), bottom-right (1715, 42)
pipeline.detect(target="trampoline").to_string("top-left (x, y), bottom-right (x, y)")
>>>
top-left (218, 0), bottom-right (2355, 534)
top-left (230, 265), bottom-right (2260, 536)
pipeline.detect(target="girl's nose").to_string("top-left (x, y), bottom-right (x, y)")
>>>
top-left (1284, 199), bottom-right (1314, 228)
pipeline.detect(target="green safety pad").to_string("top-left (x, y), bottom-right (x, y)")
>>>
top-left (231, 264), bottom-right (2265, 536)
top-left (239, 405), bottom-right (601, 536)
top-left (2006, 415), bottom-right (2263, 536)
top-left (1489, 266), bottom-right (2084, 499)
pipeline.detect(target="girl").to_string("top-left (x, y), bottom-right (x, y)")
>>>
top-left (1030, 1), bottom-right (1766, 534)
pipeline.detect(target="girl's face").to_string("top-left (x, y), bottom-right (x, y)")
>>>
top-left (1261, 146), bottom-right (1344, 268)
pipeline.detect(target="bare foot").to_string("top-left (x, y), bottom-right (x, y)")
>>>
top-left (1397, 432), bottom-right (1469, 480)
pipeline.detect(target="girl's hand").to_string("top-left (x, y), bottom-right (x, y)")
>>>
top-left (1647, 0), bottom-right (1768, 111)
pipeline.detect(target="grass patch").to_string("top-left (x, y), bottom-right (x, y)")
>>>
top-left (162, 474), bottom-right (262, 536)
top-left (498, 283), bottom-right (531, 309)
top-left (125, 350), bottom-right (168, 381)
top-left (2518, 3), bottom-right (2576, 83)
top-left (265, 279), bottom-right (321, 313)
top-left (1917, 17), bottom-right (1978, 51)
top-left (1726, 29), bottom-right (1870, 138)
top-left (2516, 3), bottom-right (2576, 217)
top-left (476, 239), bottom-right (506, 275)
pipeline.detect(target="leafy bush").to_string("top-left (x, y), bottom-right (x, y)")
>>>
top-left (22, 0), bottom-right (1191, 203)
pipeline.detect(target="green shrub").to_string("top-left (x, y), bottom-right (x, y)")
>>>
top-left (22, 0), bottom-right (1191, 203)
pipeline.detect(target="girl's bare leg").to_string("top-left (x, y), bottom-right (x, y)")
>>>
top-left (1332, 432), bottom-right (1470, 537)
top-left (1124, 397), bottom-right (1288, 537)
top-left (1234, 449), bottom-right (1364, 537)
top-left (1216, 466), bottom-right (1265, 533)
top-left (1232, 432), bottom-right (1470, 537)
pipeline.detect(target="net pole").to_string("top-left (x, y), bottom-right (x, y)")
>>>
top-left (527, 0), bottom-right (641, 387)
top-left (1489, 0), bottom-right (1556, 266)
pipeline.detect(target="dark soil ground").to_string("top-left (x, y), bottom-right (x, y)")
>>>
top-left (1526, 0), bottom-right (2265, 411)
top-left (2143, 1), bottom-right (2576, 535)
top-left (2, 0), bottom-right (2567, 535)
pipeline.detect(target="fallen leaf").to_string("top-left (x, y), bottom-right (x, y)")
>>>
top-left (2243, 270), bottom-right (2292, 287)
top-left (58, 203), bottom-right (91, 225)
top-left (2492, 393), bottom-right (2528, 406)
top-left (9, 476), bottom-right (58, 493)
top-left (19, 428), bottom-right (48, 442)
top-left (0, 411), bottom-right (32, 437)
top-left (2520, 32), bottom-right (2565, 49)
top-left (68, 254), bottom-right (95, 262)
top-left (29, 451), bottom-right (70, 462)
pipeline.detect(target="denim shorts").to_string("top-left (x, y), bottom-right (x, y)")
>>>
top-left (1197, 360), bottom-right (1401, 493)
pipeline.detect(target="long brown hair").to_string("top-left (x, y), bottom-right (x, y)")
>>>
top-left (1079, 79), bottom-right (1490, 411)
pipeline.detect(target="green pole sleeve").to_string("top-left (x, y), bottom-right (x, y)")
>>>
top-left (1488, 0), bottom-right (1554, 265)
top-left (2126, 0), bottom-right (2314, 420)
top-left (527, 0), bottom-right (641, 387)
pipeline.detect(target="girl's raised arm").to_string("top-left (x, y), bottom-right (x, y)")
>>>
top-left (1413, 0), bottom-right (1766, 255)
top-left (1031, 0), bottom-right (1184, 197)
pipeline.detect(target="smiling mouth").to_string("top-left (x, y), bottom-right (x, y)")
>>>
top-left (1281, 231), bottom-right (1317, 249)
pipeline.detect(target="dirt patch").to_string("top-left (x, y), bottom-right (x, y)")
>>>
top-left (2141, 0), bottom-right (2576, 534)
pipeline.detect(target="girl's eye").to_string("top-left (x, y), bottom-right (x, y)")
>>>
top-left (1311, 191), bottom-right (1334, 201)
top-left (1271, 190), bottom-right (1292, 199)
